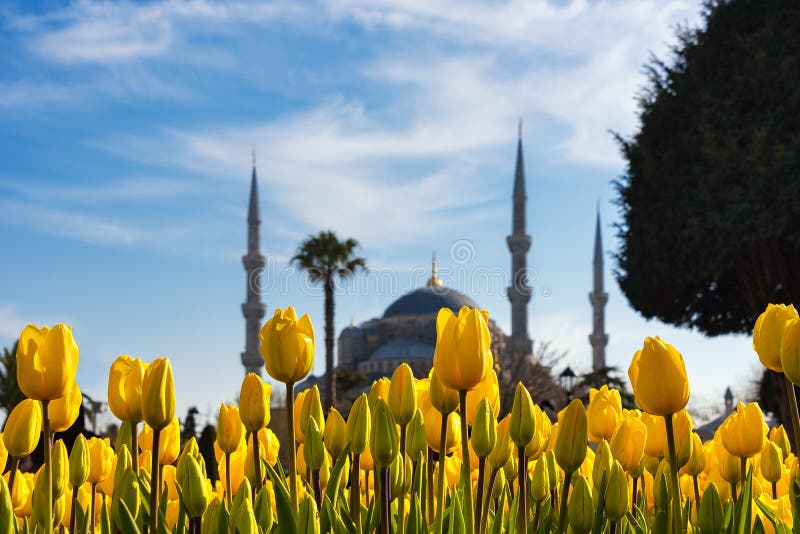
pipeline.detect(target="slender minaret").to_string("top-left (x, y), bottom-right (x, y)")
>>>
top-left (507, 121), bottom-right (533, 359)
top-left (241, 151), bottom-right (266, 376)
top-left (589, 207), bottom-right (609, 371)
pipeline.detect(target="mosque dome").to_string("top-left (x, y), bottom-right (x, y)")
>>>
top-left (383, 285), bottom-right (479, 318)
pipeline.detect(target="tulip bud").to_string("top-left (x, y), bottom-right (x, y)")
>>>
top-left (670, 409), bottom-right (694, 469)
top-left (592, 439), bottom-right (612, 491)
top-left (698, 483), bottom-right (723, 534)
top-left (68, 434), bottom-right (90, 487)
top-left (239, 373), bottom-right (272, 433)
top-left (49, 381), bottom-right (82, 433)
top-left (323, 407), bottom-right (348, 459)
top-left (0, 477), bottom-right (14, 534)
top-left (229, 478), bottom-right (252, 523)
top-left (298, 386), bottom-right (325, 442)
top-left (406, 409), bottom-right (427, 462)
top-left (51, 439), bottom-right (69, 499)
top-left (471, 399), bottom-right (497, 458)
top-left (628, 336), bottom-right (689, 416)
top-left (429, 369), bottom-right (458, 414)
top-left (141, 357), bottom-right (176, 431)
top-left (611, 413), bottom-right (646, 472)
top-left (111, 467), bottom-right (140, 530)
top-left (201, 497), bottom-right (226, 534)
top-left (217, 404), bottom-right (245, 455)
top-left (769, 425), bottom-right (791, 461)
top-left (605, 461), bottom-right (629, 521)
top-left (235, 498), bottom-right (259, 534)
top-left (680, 432), bottom-right (705, 477)
top-left (31, 465), bottom-right (51, 530)
top-left (531, 458), bottom-right (549, 502)
top-left (370, 399), bottom-right (399, 468)
top-left (761, 441), bottom-right (784, 485)
top-left (720, 402), bottom-right (766, 458)
top-left (586, 385), bottom-right (622, 443)
top-left (641, 412), bottom-right (666, 459)
top-left (3, 398), bottom-right (42, 458)
top-left (753, 303), bottom-right (798, 372)
top-left (254, 484), bottom-right (274, 532)
top-left (567, 474), bottom-right (594, 534)
top-left (347, 394), bottom-right (370, 455)
top-left (653, 460), bottom-right (670, 511)
top-left (108, 355), bottom-right (148, 423)
top-left (87, 437), bottom-right (114, 484)
top-left (488, 415), bottom-right (512, 470)
top-left (432, 306), bottom-right (492, 391)
top-left (17, 324), bottom-right (80, 401)
top-left (298, 495), bottom-right (320, 534)
top-left (465, 370), bottom-right (501, 427)
top-left (555, 399), bottom-right (587, 474)
top-left (180, 454), bottom-right (210, 519)
top-left (304, 418), bottom-right (325, 472)
top-left (388, 363), bottom-right (417, 427)
top-left (509, 382), bottom-right (535, 449)
top-left (116, 421), bottom-right (132, 455)
top-left (423, 407), bottom-right (461, 454)
top-left (259, 306), bottom-right (315, 384)
top-left (545, 450), bottom-right (560, 490)
top-left (389, 452), bottom-right (407, 501)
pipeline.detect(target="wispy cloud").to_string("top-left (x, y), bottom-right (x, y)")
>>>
top-left (0, 176), bottom-right (187, 204)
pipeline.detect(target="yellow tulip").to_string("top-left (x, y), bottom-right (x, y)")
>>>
top-left (531, 458), bottom-right (549, 501)
top-left (769, 425), bottom-right (791, 461)
top-left (219, 448), bottom-right (247, 495)
top-left (16, 323), bottom-right (80, 401)
top-left (610, 412), bottom-right (646, 472)
top-left (51, 439), bottom-right (68, 498)
top-left (48, 381), bottom-right (82, 433)
top-left (568, 474), bottom-right (595, 534)
top-left (239, 373), bottom-right (272, 433)
top-left (629, 337), bottom-right (689, 416)
top-left (681, 432), bottom-right (706, 477)
top-left (370, 399), bottom-right (398, 468)
top-left (388, 363), bottom-right (416, 426)
top-left (260, 428), bottom-right (280, 466)
top-left (605, 461), bottom-right (629, 521)
top-left (720, 402), bottom-right (766, 458)
top-left (641, 412), bottom-right (666, 459)
top-left (471, 398), bottom-right (497, 458)
top-left (509, 382), bottom-right (535, 449)
top-left (303, 419), bottom-right (325, 471)
top-left (586, 385), bottom-right (622, 443)
top-left (217, 404), bottom-right (246, 455)
top-left (465, 369), bottom-right (500, 427)
top-left (716, 441), bottom-right (741, 485)
top-left (259, 306), bottom-right (314, 384)
top-left (424, 406), bottom-right (461, 454)
top-left (141, 357), bottom-right (175, 431)
top-left (488, 416), bottom-right (512, 470)
top-left (0, 434), bottom-right (7, 476)
top-left (323, 407), bottom-right (348, 459)
top-left (107, 355), bottom-right (148, 423)
top-left (298, 385), bottom-right (325, 442)
top-left (87, 437), bottom-right (114, 484)
top-left (753, 303), bottom-right (798, 372)
top-left (554, 399), bottom-right (587, 474)
top-left (140, 417), bottom-right (181, 465)
top-left (3, 399), bottom-right (42, 458)
top-left (781, 317), bottom-right (800, 385)
top-left (69, 434), bottom-right (90, 487)
top-left (670, 409), bottom-right (694, 469)
top-left (429, 369), bottom-right (458, 414)
top-left (432, 306), bottom-right (493, 392)
top-left (761, 441), bottom-right (784, 486)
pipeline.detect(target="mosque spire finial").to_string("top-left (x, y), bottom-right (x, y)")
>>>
top-left (518, 117), bottom-right (522, 140)
top-left (428, 251), bottom-right (442, 287)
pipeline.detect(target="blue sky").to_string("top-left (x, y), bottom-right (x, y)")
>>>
top-left (0, 0), bottom-right (757, 426)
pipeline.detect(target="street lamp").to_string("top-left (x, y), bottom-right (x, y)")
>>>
top-left (559, 366), bottom-right (577, 402)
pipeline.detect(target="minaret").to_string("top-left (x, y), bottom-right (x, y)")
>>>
top-left (589, 207), bottom-right (609, 372)
top-left (507, 122), bottom-right (533, 359)
top-left (241, 151), bottom-right (266, 376)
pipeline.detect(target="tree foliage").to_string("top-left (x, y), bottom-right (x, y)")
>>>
top-left (0, 341), bottom-right (24, 417)
top-left (615, 0), bottom-right (800, 336)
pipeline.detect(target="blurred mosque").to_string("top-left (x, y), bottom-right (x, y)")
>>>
top-left (239, 129), bottom-right (610, 406)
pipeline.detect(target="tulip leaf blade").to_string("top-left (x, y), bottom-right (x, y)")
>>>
top-left (117, 499), bottom-right (141, 534)
top-left (754, 495), bottom-right (791, 534)
top-left (324, 444), bottom-right (350, 511)
top-left (491, 487), bottom-right (507, 534)
top-left (264, 462), bottom-right (298, 534)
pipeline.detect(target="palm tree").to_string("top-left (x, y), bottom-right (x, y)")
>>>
top-left (292, 231), bottom-right (366, 409)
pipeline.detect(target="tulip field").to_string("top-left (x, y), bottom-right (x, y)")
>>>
top-left (3, 303), bottom-right (800, 534)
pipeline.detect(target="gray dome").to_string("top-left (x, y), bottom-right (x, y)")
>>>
top-left (383, 286), bottom-right (479, 318)
top-left (370, 339), bottom-right (434, 360)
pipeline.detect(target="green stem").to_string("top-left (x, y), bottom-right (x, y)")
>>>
top-left (380, 466), bottom-right (391, 534)
top-left (772, 481), bottom-right (778, 499)
top-left (459, 390), bottom-right (475, 534)
top-left (556, 470), bottom-right (573, 534)
top-left (632, 476), bottom-right (638, 508)
top-left (69, 484), bottom-right (79, 534)
top-left (427, 448), bottom-right (435, 524)
top-left (480, 467), bottom-right (499, 534)
top-left (286, 381), bottom-right (299, 518)
top-left (739, 457), bottom-right (747, 497)
top-left (149, 427), bottom-right (161, 534)
top-left (90, 482), bottom-right (97, 534)
top-left (7, 457), bottom-right (19, 495)
top-left (516, 445), bottom-right (527, 534)
top-left (131, 423), bottom-right (138, 476)
top-left (474, 456), bottom-right (486, 534)
top-left (398, 424), bottom-right (407, 534)
top-left (664, 414), bottom-right (682, 534)
top-left (436, 414), bottom-right (448, 534)
top-left (730, 482), bottom-right (738, 502)
top-left (350, 453), bottom-right (361, 534)
top-left (312, 469), bottom-right (322, 508)
top-left (692, 474), bottom-right (700, 520)
top-left (225, 452), bottom-right (232, 509)
top-left (252, 430), bottom-right (263, 493)
top-left (783, 375), bottom-right (800, 454)
top-left (42, 400), bottom-right (52, 533)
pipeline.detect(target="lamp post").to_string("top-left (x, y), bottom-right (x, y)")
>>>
top-left (558, 366), bottom-right (577, 403)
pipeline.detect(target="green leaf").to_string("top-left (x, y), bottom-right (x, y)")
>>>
top-left (591, 471), bottom-right (608, 534)
top-left (118, 499), bottom-right (142, 534)
top-left (448, 490), bottom-right (466, 534)
top-left (100, 496), bottom-right (111, 534)
top-left (491, 486), bottom-right (507, 534)
top-left (731, 468), bottom-right (753, 534)
top-left (264, 462), bottom-right (298, 534)
top-left (754, 496), bottom-right (791, 534)
top-left (324, 444), bottom-right (350, 511)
